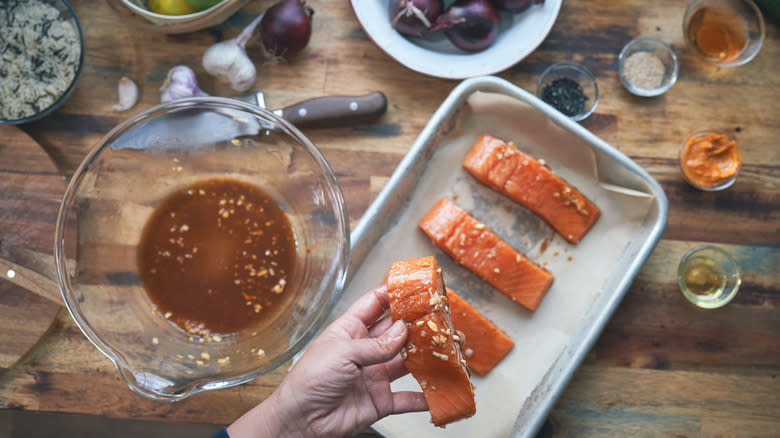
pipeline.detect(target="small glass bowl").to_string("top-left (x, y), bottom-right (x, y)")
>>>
top-left (678, 245), bottom-right (741, 309)
top-left (537, 62), bottom-right (599, 122)
top-left (618, 37), bottom-right (679, 97)
top-left (679, 129), bottom-right (742, 191)
top-left (683, 0), bottom-right (765, 67)
top-left (0, 0), bottom-right (84, 125)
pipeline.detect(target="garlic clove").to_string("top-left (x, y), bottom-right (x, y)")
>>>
top-left (161, 65), bottom-right (209, 102)
top-left (113, 76), bottom-right (138, 111)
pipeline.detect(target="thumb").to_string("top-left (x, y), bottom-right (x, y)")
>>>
top-left (347, 320), bottom-right (407, 367)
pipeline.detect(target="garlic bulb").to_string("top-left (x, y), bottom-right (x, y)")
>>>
top-left (202, 14), bottom-right (263, 93)
top-left (113, 76), bottom-right (138, 111)
top-left (160, 65), bottom-right (209, 102)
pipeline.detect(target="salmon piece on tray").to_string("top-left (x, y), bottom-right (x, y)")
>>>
top-left (447, 288), bottom-right (514, 376)
top-left (462, 134), bottom-right (601, 244)
top-left (418, 198), bottom-right (553, 311)
top-left (385, 256), bottom-right (476, 427)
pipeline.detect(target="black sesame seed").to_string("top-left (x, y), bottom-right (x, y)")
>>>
top-left (541, 77), bottom-right (589, 117)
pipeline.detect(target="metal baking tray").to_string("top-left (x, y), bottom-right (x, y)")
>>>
top-left (337, 76), bottom-right (668, 437)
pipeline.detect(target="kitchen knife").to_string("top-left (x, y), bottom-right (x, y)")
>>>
top-left (234, 91), bottom-right (388, 128)
top-left (111, 91), bottom-right (388, 151)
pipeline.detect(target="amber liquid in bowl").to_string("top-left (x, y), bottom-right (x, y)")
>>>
top-left (138, 177), bottom-right (297, 337)
top-left (686, 7), bottom-right (748, 62)
top-left (678, 246), bottom-right (741, 309)
top-left (683, 257), bottom-right (727, 297)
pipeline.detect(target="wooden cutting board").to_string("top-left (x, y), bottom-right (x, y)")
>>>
top-left (0, 126), bottom-right (66, 371)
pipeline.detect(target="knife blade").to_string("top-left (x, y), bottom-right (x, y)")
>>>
top-left (111, 91), bottom-right (388, 151)
top-left (233, 91), bottom-right (388, 128)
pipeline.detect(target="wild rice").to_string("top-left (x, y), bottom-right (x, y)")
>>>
top-left (0, 0), bottom-right (81, 120)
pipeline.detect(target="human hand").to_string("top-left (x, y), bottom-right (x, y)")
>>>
top-left (227, 286), bottom-right (427, 438)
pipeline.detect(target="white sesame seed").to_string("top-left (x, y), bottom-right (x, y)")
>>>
top-left (432, 352), bottom-right (449, 361)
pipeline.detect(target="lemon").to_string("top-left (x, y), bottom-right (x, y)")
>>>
top-left (149, 0), bottom-right (199, 15)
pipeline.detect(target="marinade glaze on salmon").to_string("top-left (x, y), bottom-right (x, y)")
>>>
top-left (385, 256), bottom-right (476, 427)
top-left (447, 288), bottom-right (514, 376)
top-left (418, 198), bottom-right (553, 311)
top-left (462, 134), bottom-right (601, 244)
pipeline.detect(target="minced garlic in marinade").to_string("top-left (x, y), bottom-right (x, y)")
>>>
top-left (0, 1), bottom-right (81, 120)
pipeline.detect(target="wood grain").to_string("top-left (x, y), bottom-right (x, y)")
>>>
top-left (1, 0), bottom-right (778, 436)
top-left (0, 127), bottom-right (64, 372)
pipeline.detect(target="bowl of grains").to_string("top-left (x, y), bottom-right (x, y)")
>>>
top-left (618, 36), bottom-right (679, 97)
top-left (54, 97), bottom-right (350, 400)
top-left (537, 62), bottom-right (599, 122)
top-left (0, 0), bottom-right (84, 124)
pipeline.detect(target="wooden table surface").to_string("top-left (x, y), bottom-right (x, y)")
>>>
top-left (1, 0), bottom-right (778, 436)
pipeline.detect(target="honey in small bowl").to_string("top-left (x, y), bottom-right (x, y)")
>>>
top-left (683, 0), bottom-right (765, 67)
top-left (678, 245), bottom-right (741, 309)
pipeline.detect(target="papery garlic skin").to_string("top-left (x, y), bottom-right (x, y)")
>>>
top-left (161, 65), bottom-right (209, 102)
top-left (113, 76), bottom-right (138, 111)
top-left (202, 42), bottom-right (256, 93)
top-left (201, 14), bottom-right (263, 93)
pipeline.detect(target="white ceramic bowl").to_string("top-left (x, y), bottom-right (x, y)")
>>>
top-left (116, 0), bottom-right (250, 32)
top-left (120, 0), bottom-right (220, 24)
top-left (351, 0), bottom-right (562, 79)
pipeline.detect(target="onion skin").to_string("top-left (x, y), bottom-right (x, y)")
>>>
top-left (488, 0), bottom-right (544, 13)
top-left (389, 0), bottom-right (444, 38)
top-left (259, 0), bottom-right (313, 60)
top-left (431, 0), bottom-right (500, 53)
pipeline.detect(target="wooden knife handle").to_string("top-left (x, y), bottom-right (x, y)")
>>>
top-left (277, 92), bottom-right (388, 128)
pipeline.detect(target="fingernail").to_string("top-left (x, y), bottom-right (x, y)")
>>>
top-left (388, 320), bottom-right (405, 340)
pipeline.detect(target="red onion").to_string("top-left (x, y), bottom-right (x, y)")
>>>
top-left (259, 0), bottom-right (313, 60)
top-left (430, 0), bottom-right (500, 53)
top-left (389, 0), bottom-right (444, 38)
top-left (488, 0), bottom-right (544, 13)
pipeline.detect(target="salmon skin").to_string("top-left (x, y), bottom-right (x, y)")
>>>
top-left (462, 134), bottom-right (600, 244)
top-left (447, 288), bottom-right (514, 376)
top-left (386, 256), bottom-right (476, 427)
top-left (418, 198), bottom-right (553, 311)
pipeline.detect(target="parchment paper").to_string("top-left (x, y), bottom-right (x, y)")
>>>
top-left (332, 92), bottom-right (656, 437)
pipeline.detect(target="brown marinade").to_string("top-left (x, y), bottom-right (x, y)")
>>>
top-left (138, 178), bottom-right (297, 337)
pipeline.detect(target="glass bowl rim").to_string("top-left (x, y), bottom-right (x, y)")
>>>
top-left (618, 36), bottom-right (679, 97)
top-left (536, 61), bottom-right (599, 122)
top-left (0, 0), bottom-right (85, 125)
top-left (677, 244), bottom-right (742, 309)
top-left (682, 0), bottom-right (766, 68)
top-left (53, 97), bottom-right (352, 400)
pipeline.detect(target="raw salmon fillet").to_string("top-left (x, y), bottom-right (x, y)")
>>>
top-left (418, 198), bottom-right (553, 311)
top-left (447, 288), bottom-right (514, 376)
top-left (462, 134), bottom-right (601, 244)
top-left (385, 256), bottom-right (476, 427)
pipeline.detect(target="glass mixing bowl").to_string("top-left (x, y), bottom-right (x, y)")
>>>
top-left (54, 98), bottom-right (350, 401)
